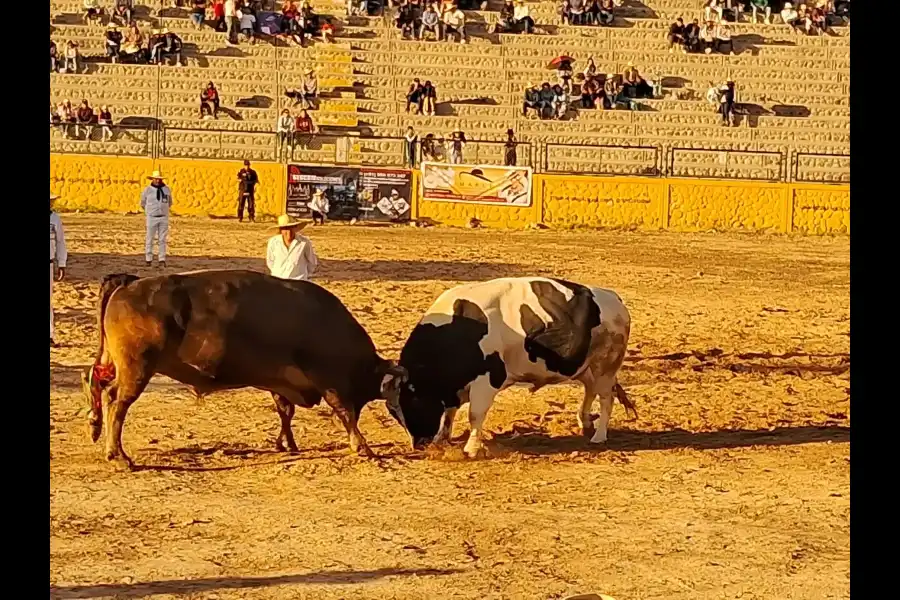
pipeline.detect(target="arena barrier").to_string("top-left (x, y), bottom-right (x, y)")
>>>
top-left (50, 153), bottom-right (849, 235)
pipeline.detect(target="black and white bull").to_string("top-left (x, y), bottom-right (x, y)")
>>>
top-left (388, 277), bottom-right (635, 458)
top-left (82, 270), bottom-right (407, 469)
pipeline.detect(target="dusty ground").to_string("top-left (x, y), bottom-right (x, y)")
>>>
top-left (50, 215), bottom-right (850, 600)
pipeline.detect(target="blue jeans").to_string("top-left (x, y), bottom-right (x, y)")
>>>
top-left (190, 12), bottom-right (204, 27)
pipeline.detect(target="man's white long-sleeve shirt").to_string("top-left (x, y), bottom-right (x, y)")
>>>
top-left (50, 211), bottom-right (68, 268)
top-left (266, 234), bottom-right (318, 280)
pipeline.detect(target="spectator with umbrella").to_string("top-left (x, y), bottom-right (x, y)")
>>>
top-left (549, 55), bottom-right (575, 93)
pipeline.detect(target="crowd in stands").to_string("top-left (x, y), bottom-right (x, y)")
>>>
top-left (694, 0), bottom-right (848, 28)
top-left (51, 99), bottom-right (114, 141)
top-left (396, 1), bottom-right (468, 42)
top-left (560, 0), bottom-right (615, 26)
top-left (405, 79), bottom-right (438, 116)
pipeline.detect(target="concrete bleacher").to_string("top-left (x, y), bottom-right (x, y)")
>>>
top-left (49, 0), bottom-right (850, 182)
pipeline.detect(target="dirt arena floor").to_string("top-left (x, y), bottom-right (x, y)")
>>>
top-left (50, 215), bottom-right (849, 600)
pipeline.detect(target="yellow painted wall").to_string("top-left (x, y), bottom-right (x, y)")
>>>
top-left (50, 154), bottom-right (285, 218)
top-left (50, 153), bottom-right (848, 235)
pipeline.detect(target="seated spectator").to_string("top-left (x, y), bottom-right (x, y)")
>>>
top-left (604, 72), bottom-right (629, 109)
top-left (622, 62), bottom-right (653, 98)
top-left (51, 105), bottom-right (60, 128)
top-left (239, 6), bottom-right (258, 43)
top-left (715, 22), bottom-right (733, 54)
top-left (832, 0), bottom-right (850, 24)
top-left (148, 28), bottom-right (166, 64)
top-left (76, 99), bottom-right (95, 140)
top-left (114, 0), bottom-right (134, 25)
top-left (448, 129), bottom-right (466, 164)
top-left (749, 0), bottom-right (771, 24)
top-left (592, 0), bottom-right (614, 26)
top-left (522, 82), bottom-right (540, 117)
top-left (406, 78), bottom-right (424, 113)
top-left (781, 2), bottom-right (801, 30)
top-left (683, 18), bottom-right (700, 52)
top-left (583, 56), bottom-right (597, 78)
top-left (421, 80), bottom-right (437, 116)
top-left (58, 101), bottom-right (77, 138)
top-left (84, 0), bottom-right (103, 24)
top-left (63, 41), bottom-right (83, 74)
top-left (552, 84), bottom-right (569, 120)
top-left (200, 82), bottom-right (220, 119)
top-left (537, 82), bottom-right (556, 119)
top-left (294, 108), bottom-right (316, 150)
top-left (719, 79), bottom-right (736, 126)
top-left (512, 0), bottom-right (535, 34)
top-left (191, 0), bottom-right (207, 29)
top-left (320, 18), bottom-right (335, 42)
top-left (98, 105), bottom-right (114, 141)
top-left (161, 29), bottom-right (185, 66)
top-left (50, 41), bottom-right (58, 72)
top-left (703, 0), bottom-right (723, 23)
top-left (442, 3), bottom-right (468, 43)
top-left (580, 75), bottom-right (608, 109)
top-left (492, 0), bottom-right (514, 33)
top-left (565, 0), bottom-right (587, 26)
top-left (300, 68), bottom-right (318, 109)
top-left (122, 22), bottom-right (144, 62)
top-left (699, 20), bottom-right (716, 53)
top-left (807, 5), bottom-right (827, 35)
top-left (277, 108), bottom-right (295, 155)
top-left (396, 0), bottom-right (418, 39)
top-left (667, 17), bottom-right (685, 53)
top-left (421, 132), bottom-right (440, 161)
top-left (105, 24), bottom-right (123, 63)
top-left (420, 3), bottom-right (441, 39)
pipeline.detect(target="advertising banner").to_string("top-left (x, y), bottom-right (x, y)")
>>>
top-left (421, 162), bottom-right (532, 207)
top-left (286, 164), bottom-right (412, 222)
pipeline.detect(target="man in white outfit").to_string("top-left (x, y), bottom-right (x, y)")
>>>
top-left (141, 169), bottom-right (173, 267)
top-left (50, 194), bottom-right (68, 347)
top-left (266, 215), bottom-right (318, 280)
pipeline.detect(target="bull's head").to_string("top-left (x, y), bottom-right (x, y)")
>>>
top-left (378, 360), bottom-right (408, 419)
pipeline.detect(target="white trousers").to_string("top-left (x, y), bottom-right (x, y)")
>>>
top-left (145, 216), bottom-right (169, 261)
top-left (50, 262), bottom-right (55, 340)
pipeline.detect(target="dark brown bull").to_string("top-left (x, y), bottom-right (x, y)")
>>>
top-left (81, 270), bottom-right (407, 470)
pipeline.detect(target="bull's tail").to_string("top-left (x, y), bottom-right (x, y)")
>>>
top-left (614, 382), bottom-right (638, 421)
top-left (84, 273), bottom-right (140, 442)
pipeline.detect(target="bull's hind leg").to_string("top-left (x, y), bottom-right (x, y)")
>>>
top-left (463, 375), bottom-right (500, 459)
top-left (588, 375), bottom-right (616, 445)
top-left (323, 390), bottom-right (374, 458)
top-left (103, 366), bottom-right (153, 470)
top-left (272, 393), bottom-right (299, 453)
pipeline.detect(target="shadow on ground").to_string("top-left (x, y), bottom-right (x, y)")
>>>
top-left (50, 567), bottom-right (465, 599)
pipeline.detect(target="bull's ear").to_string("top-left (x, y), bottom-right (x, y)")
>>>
top-left (379, 361), bottom-right (408, 403)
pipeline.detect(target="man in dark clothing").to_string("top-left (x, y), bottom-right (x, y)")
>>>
top-left (237, 160), bottom-right (259, 222)
top-left (161, 30), bottom-right (185, 66)
top-left (667, 18), bottom-right (684, 53)
top-left (522, 83), bottom-right (540, 117)
top-left (720, 80), bottom-right (736, 126)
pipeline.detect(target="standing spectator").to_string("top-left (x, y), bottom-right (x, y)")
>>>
top-left (141, 170), bottom-right (173, 268)
top-left (750, 0), bottom-right (771, 24)
top-left (308, 189), bottom-right (330, 225)
top-left (504, 129), bottom-right (518, 166)
top-left (106, 24), bottom-right (123, 62)
top-left (240, 6), bottom-right (258, 43)
top-left (76, 100), bottom-right (95, 139)
top-left (512, 0), bottom-right (535, 33)
top-left (277, 108), bottom-right (295, 156)
top-left (49, 194), bottom-right (68, 348)
top-left (442, 3), bottom-right (468, 43)
top-left (781, 2), bottom-right (801, 30)
top-left (200, 82), bottom-right (220, 118)
top-left (420, 3), bottom-right (441, 39)
top-left (63, 41), bottom-right (83, 74)
top-left (213, 0), bottom-right (227, 31)
top-left (300, 69), bottom-right (318, 109)
top-left (84, 0), bottom-right (103, 24)
top-left (294, 108), bottom-right (316, 151)
top-left (50, 41), bottom-right (58, 72)
top-left (719, 79), bottom-right (736, 126)
top-left (405, 78), bottom-right (424, 113)
top-left (449, 129), bottom-right (466, 164)
top-left (522, 82), bottom-right (540, 117)
top-left (266, 215), bottom-right (318, 280)
top-left (421, 80), bottom-right (437, 116)
top-left (403, 126), bottom-right (419, 168)
top-left (683, 18), bottom-right (700, 52)
top-left (98, 105), bottom-right (114, 141)
top-left (114, 0), bottom-right (134, 25)
top-left (225, 0), bottom-right (239, 44)
top-left (667, 17), bottom-right (685, 53)
top-left (191, 0), bottom-right (207, 29)
top-left (237, 160), bottom-right (259, 223)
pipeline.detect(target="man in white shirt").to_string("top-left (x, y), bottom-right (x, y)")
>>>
top-left (50, 194), bottom-right (68, 347)
top-left (140, 169), bottom-right (173, 267)
top-left (442, 4), bottom-right (468, 43)
top-left (224, 0), bottom-right (238, 44)
top-left (266, 214), bottom-right (319, 280)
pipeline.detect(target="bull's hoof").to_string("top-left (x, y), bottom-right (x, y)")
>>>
top-left (89, 423), bottom-right (102, 444)
top-left (463, 445), bottom-right (487, 459)
top-left (275, 441), bottom-right (299, 453)
top-left (106, 453), bottom-right (135, 471)
top-left (355, 444), bottom-right (377, 459)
